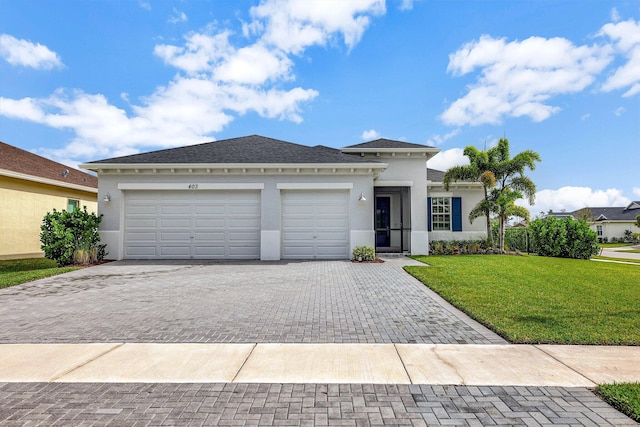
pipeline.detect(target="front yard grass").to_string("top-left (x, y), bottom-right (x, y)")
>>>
top-left (0, 258), bottom-right (80, 289)
top-left (597, 383), bottom-right (640, 422)
top-left (600, 243), bottom-right (635, 248)
top-left (593, 256), bottom-right (640, 264)
top-left (406, 255), bottom-right (640, 345)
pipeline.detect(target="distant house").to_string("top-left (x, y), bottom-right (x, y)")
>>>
top-left (549, 202), bottom-right (640, 242)
top-left (0, 142), bottom-right (98, 260)
top-left (81, 135), bottom-right (487, 260)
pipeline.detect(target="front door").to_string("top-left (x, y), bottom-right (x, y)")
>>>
top-left (375, 196), bottom-right (391, 247)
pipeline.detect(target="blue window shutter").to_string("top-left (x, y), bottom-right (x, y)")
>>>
top-left (452, 197), bottom-right (462, 232)
top-left (427, 197), bottom-right (432, 232)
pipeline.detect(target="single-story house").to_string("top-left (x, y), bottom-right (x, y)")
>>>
top-left (549, 202), bottom-right (640, 242)
top-left (80, 135), bottom-right (485, 260)
top-left (0, 141), bottom-right (98, 260)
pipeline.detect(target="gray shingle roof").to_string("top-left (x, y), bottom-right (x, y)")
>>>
top-left (550, 204), bottom-right (640, 221)
top-left (87, 135), bottom-right (380, 165)
top-left (343, 138), bottom-right (435, 149)
top-left (427, 168), bottom-right (445, 182)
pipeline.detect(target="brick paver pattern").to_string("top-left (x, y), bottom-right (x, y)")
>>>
top-left (0, 259), bottom-right (503, 344)
top-left (0, 383), bottom-right (634, 426)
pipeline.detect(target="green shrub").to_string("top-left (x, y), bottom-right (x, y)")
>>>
top-left (40, 207), bottom-right (107, 266)
top-left (528, 216), bottom-right (599, 259)
top-left (352, 245), bottom-right (375, 261)
top-left (429, 240), bottom-right (494, 255)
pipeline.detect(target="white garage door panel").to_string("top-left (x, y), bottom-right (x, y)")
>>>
top-left (124, 190), bottom-right (260, 259)
top-left (281, 191), bottom-right (349, 260)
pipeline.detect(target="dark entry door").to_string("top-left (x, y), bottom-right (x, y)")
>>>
top-left (376, 196), bottom-right (391, 247)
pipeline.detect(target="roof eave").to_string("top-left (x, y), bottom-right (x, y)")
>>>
top-left (80, 162), bottom-right (388, 172)
top-left (1, 168), bottom-right (98, 193)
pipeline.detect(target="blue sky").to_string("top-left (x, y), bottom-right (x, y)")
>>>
top-left (1, 0), bottom-right (638, 216)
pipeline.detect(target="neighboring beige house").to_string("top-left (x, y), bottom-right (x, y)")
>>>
top-left (0, 142), bottom-right (98, 260)
top-left (549, 202), bottom-right (640, 242)
top-left (81, 135), bottom-right (487, 260)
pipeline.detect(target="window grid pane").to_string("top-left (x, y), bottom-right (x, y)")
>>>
top-left (431, 197), bottom-right (451, 231)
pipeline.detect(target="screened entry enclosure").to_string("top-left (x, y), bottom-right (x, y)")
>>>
top-left (374, 187), bottom-right (411, 253)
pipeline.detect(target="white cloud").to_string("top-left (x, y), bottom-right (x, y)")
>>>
top-left (0, 34), bottom-right (63, 70)
top-left (427, 148), bottom-right (469, 171)
top-left (426, 128), bottom-right (460, 146)
top-left (611, 8), bottom-right (621, 23)
top-left (248, 0), bottom-right (385, 54)
top-left (361, 129), bottom-right (380, 140)
top-left (168, 8), bottom-right (188, 24)
top-left (614, 106), bottom-right (626, 116)
top-left (139, 1), bottom-right (151, 11)
top-left (517, 186), bottom-right (631, 216)
top-left (441, 35), bottom-right (613, 126)
top-left (599, 18), bottom-right (640, 97)
top-left (0, 0), bottom-right (383, 163)
top-left (398, 0), bottom-right (414, 11)
top-left (581, 113), bottom-right (590, 121)
top-left (633, 187), bottom-right (640, 197)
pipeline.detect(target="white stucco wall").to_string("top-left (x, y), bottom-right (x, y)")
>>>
top-left (427, 187), bottom-right (487, 242)
top-left (96, 172), bottom-right (375, 260)
top-left (593, 221), bottom-right (639, 241)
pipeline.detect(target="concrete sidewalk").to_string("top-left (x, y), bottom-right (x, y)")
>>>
top-left (2, 343), bottom-right (639, 386)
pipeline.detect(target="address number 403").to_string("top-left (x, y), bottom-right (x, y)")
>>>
top-left (188, 184), bottom-right (199, 190)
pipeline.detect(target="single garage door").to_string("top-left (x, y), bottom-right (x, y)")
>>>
top-left (281, 190), bottom-right (349, 259)
top-left (124, 190), bottom-right (260, 259)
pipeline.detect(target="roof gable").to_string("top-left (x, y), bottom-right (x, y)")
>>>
top-left (87, 135), bottom-right (379, 165)
top-left (343, 138), bottom-right (435, 150)
top-left (0, 141), bottom-right (97, 189)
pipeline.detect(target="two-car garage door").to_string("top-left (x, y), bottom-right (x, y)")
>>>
top-left (123, 189), bottom-right (350, 260)
top-left (124, 191), bottom-right (260, 259)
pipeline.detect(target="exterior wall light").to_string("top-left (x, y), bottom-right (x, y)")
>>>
top-left (103, 193), bottom-right (112, 202)
top-left (358, 192), bottom-right (366, 202)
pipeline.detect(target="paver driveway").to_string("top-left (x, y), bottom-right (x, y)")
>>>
top-left (1, 258), bottom-right (636, 426)
top-left (0, 257), bottom-right (503, 344)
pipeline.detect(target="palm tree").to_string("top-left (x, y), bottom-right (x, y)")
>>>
top-left (444, 146), bottom-right (497, 247)
top-left (489, 138), bottom-right (541, 252)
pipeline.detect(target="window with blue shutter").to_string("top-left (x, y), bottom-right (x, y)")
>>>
top-left (452, 197), bottom-right (462, 232)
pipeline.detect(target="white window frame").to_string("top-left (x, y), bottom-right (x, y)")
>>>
top-left (596, 225), bottom-right (603, 238)
top-left (431, 197), bottom-right (451, 231)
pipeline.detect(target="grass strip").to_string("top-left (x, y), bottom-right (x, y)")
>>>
top-left (597, 383), bottom-right (640, 422)
top-left (593, 256), bottom-right (640, 264)
top-left (0, 258), bottom-right (80, 289)
top-left (406, 255), bottom-right (640, 344)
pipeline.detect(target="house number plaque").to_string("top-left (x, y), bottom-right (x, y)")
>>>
top-left (188, 184), bottom-right (199, 190)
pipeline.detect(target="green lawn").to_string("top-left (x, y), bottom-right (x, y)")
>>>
top-left (619, 249), bottom-right (640, 253)
top-left (593, 256), bottom-right (640, 264)
top-left (0, 258), bottom-right (80, 289)
top-left (597, 383), bottom-right (640, 423)
top-left (406, 255), bottom-right (640, 345)
top-left (600, 243), bottom-right (634, 248)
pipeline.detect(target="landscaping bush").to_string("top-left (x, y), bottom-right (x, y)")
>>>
top-left (504, 228), bottom-right (529, 252)
top-left (429, 240), bottom-right (496, 255)
top-left (528, 216), bottom-right (599, 259)
top-left (40, 207), bottom-right (107, 266)
top-left (352, 245), bottom-right (375, 261)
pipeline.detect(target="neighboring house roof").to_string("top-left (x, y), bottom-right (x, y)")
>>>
top-left (549, 204), bottom-right (640, 222)
top-left (0, 141), bottom-right (98, 191)
top-left (86, 135), bottom-right (380, 165)
top-left (343, 138), bottom-right (435, 150)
